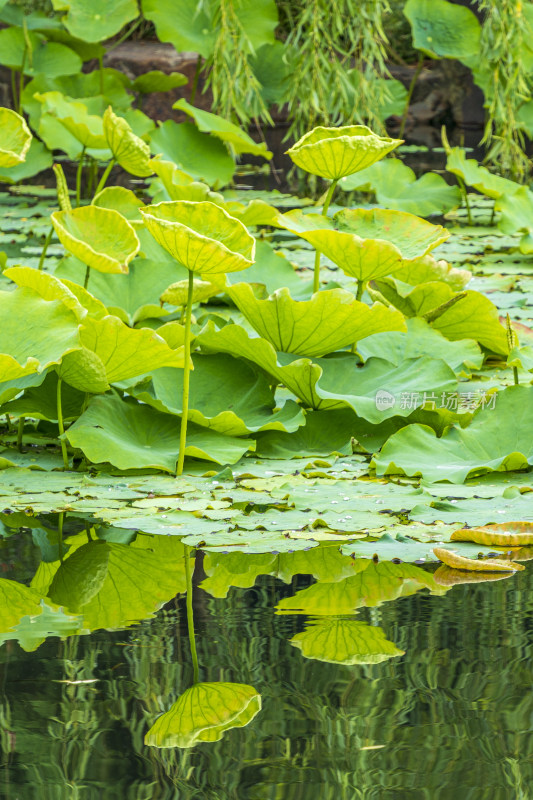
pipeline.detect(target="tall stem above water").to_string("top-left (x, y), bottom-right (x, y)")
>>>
top-left (313, 178), bottom-right (338, 293)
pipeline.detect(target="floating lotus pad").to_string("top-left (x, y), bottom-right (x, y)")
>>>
top-left (0, 107), bottom-right (32, 167)
top-left (103, 107), bottom-right (152, 177)
top-left (140, 200), bottom-right (255, 275)
top-left (450, 523), bottom-right (533, 547)
top-left (144, 682), bottom-right (262, 748)
top-left (51, 206), bottom-right (140, 274)
top-left (286, 125), bottom-right (402, 180)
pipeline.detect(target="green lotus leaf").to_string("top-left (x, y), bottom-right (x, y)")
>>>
top-left (0, 288), bottom-right (80, 382)
top-left (404, 0), bottom-right (481, 59)
top-left (51, 206), bottom-right (140, 275)
top-left (0, 27), bottom-right (82, 77)
top-left (228, 284), bottom-right (406, 356)
top-left (60, 0), bottom-right (139, 43)
top-left (373, 385), bottom-right (533, 483)
top-left (226, 240), bottom-right (305, 297)
top-left (174, 99), bottom-right (272, 159)
top-left (371, 278), bottom-right (455, 318)
top-left (286, 125), bottom-right (402, 180)
top-left (290, 619), bottom-right (404, 665)
top-left (48, 540), bottom-right (110, 611)
top-left (103, 106), bottom-right (152, 177)
top-left (222, 198), bottom-right (279, 228)
top-left (145, 682), bottom-right (261, 748)
top-left (0, 107), bottom-right (32, 168)
top-left (35, 91), bottom-right (107, 149)
top-left (0, 138), bottom-right (52, 183)
top-left (149, 157), bottom-right (223, 204)
top-left (132, 70), bottom-right (188, 93)
top-left (57, 347), bottom-right (110, 393)
top-left (1, 361), bottom-right (84, 422)
top-left (446, 147), bottom-right (520, 199)
top-left (4, 266), bottom-right (89, 320)
top-left (0, 372), bottom-right (48, 408)
top-left (140, 201), bottom-right (255, 275)
top-left (394, 254), bottom-right (471, 290)
top-left (340, 158), bottom-right (461, 216)
top-left (428, 290), bottom-right (508, 355)
top-left (161, 277), bottom-right (224, 307)
top-left (297, 227), bottom-right (404, 282)
top-left (126, 353), bottom-right (305, 436)
top-left (66, 394), bottom-right (253, 470)
top-left (56, 278), bottom-right (108, 319)
top-left (92, 186), bottom-right (145, 222)
top-left (150, 120), bottom-right (235, 188)
top-left (496, 186), bottom-right (533, 253)
top-left (0, 577), bottom-right (43, 633)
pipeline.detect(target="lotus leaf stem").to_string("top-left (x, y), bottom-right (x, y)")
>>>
top-left (313, 178), bottom-right (338, 294)
top-left (58, 512), bottom-right (64, 563)
top-left (76, 146), bottom-right (86, 207)
top-left (57, 378), bottom-right (69, 470)
top-left (513, 366), bottom-right (519, 385)
top-left (94, 159), bottom-right (116, 198)
top-left (177, 271), bottom-right (194, 476)
top-left (399, 56), bottom-right (424, 139)
top-left (37, 226), bottom-right (54, 271)
top-left (83, 264), bottom-right (90, 290)
top-left (356, 279), bottom-right (365, 302)
top-left (10, 70), bottom-right (17, 110)
top-left (17, 416), bottom-right (24, 452)
top-left (184, 547), bottom-right (199, 684)
top-left (190, 55), bottom-right (203, 105)
top-left (457, 176), bottom-right (472, 225)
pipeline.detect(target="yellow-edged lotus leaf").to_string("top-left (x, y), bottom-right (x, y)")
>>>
top-left (145, 682), bottom-right (262, 748)
top-left (290, 619), bottom-right (404, 665)
top-left (335, 208), bottom-right (449, 260)
top-left (92, 186), bottom-right (145, 222)
top-left (300, 228), bottom-right (404, 282)
top-left (222, 198), bottom-right (279, 228)
top-left (58, 347), bottom-right (110, 394)
top-left (58, 279), bottom-right (108, 319)
top-left (286, 125), bottom-right (402, 180)
top-left (35, 91), bottom-right (107, 149)
top-left (0, 287), bottom-right (80, 381)
top-left (140, 200), bottom-right (255, 275)
top-left (450, 523), bottom-right (533, 547)
top-left (0, 107), bottom-right (32, 167)
top-left (395, 253), bottom-right (472, 290)
top-left (51, 206), bottom-right (140, 275)
top-left (371, 278), bottom-right (455, 318)
top-left (156, 321), bottom-right (187, 349)
top-left (433, 565), bottom-right (513, 586)
top-left (4, 266), bottom-right (88, 320)
top-left (446, 147), bottom-right (520, 199)
top-left (103, 107), bottom-right (152, 177)
top-left (433, 547), bottom-right (524, 572)
top-left (149, 158), bottom-right (225, 203)
top-left (161, 277), bottom-right (224, 307)
top-left (228, 284), bottom-right (406, 356)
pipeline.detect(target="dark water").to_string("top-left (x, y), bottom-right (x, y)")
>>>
top-left (0, 527), bottom-right (532, 800)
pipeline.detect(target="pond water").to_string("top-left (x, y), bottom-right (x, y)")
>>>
top-left (0, 523), bottom-right (531, 800)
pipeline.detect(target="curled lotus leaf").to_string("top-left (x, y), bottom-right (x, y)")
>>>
top-left (290, 619), bottom-right (404, 665)
top-left (35, 91), bottom-right (107, 149)
top-left (228, 283), bottom-right (406, 356)
top-left (92, 186), bottom-right (145, 222)
top-left (160, 277), bottom-right (224, 307)
top-left (0, 107), bottom-right (31, 167)
top-left (286, 125), bottom-right (402, 180)
top-left (140, 200), bottom-right (255, 275)
top-left (4, 266), bottom-right (88, 321)
top-left (144, 682), bottom-right (262, 748)
top-left (450, 523), bottom-right (533, 548)
top-left (446, 147), bottom-right (520, 200)
top-left (433, 547), bottom-right (523, 573)
top-left (51, 206), bottom-right (140, 274)
top-left (103, 107), bottom-right (152, 177)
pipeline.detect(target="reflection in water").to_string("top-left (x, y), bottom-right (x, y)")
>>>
top-left (0, 516), bottom-right (531, 798)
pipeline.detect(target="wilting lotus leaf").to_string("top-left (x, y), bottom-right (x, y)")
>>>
top-left (0, 288), bottom-right (80, 382)
top-left (404, 0), bottom-right (481, 60)
top-left (140, 201), bottom-right (255, 275)
top-left (0, 138), bottom-right (52, 183)
top-left (58, 314), bottom-right (186, 392)
top-left (0, 578), bottom-right (43, 633)
top-left (161, 277), bottom-right (224, 307)
top-left (51, 206), bottom-right (140, 274)
top-left (66, 394), bottom-right (253, 470)
top-left (92, 186), bottom-right (145, 221)
top-left (446, 147), bottom-right (520, 199)
top-left (145, 682), bottom-right (261, 748)
top-left (103, 107), bottom-right (152, 177)
top-left (59, 0), bottom-right (139, 42)
top-left (286, 125), bottom-right (402, 180)
top-left (35, 91), bottom-right (107, 149)
top-left (0, 27), bottom-right (82, 77)
top-left (228, 284), bottom-right (405, 356)
top-left (334, 208), bottom-right (449, 260)
top-left (290, 619), bottom-right (404, 665)
top-left (133, 70), bottom-right (188, 93)
top-left (174, 99), bottom-right (272, 159)
top-left (433, 547), bottom-right (522, 573)
top-left (428, 291), bottom-right (508, 355)
top-left (450, 523), bottom-right (533, 547)
top-left (496, 186), bottom-right (533, 253)
top-left (0, 107), bottom-right (31, 167)
top-left (373, 385), bottom-right (533, 483)
top-left (341, 158), bottom-right (461, 216)
top-left (150, 121), bottom-right (235, 188)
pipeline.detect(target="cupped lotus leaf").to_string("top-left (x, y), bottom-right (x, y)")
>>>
top-left (149, 121), bottom-right (234, 188)
top-left (145, 682), bottom-right (261, 748)
top-left (35, 91), bottom-right (107, 149)
top-left (0, 288), bottom-right (80, 382)
top-left (446, 147), bottom-right (520, 199)
top-left (133, 70), bottom-right (188, 93)
top-left (450, 523), bottom-right (533, 547)
top-left (66, 395), bottom-right (253, 470)
top-left (92, 186), bottom-right (145, 222)
top-left (428, 291), bottom-right (508, 355)
top-left (57, 347), bottom-right (110, 393)
top-left (0, 27), bottom-right (82, 77)
top-left (290, 619), bottom-right (404, 665)
top-left (334, 207), bottom-right (449, 260)
top-left (174, 99), bottom-right (272, 159)
top-left (4, 266), bottom-right (89, 321)
top-left (160, 277), bottom-right (224, 308)
top-left (0, 108), bottom-right (32, 168)
top-left (433, 565), bottom-right (513, 586)
top-left (433, 547), bottom-right (523, 573)
top-left (404, 0), bottom-right (481, 60)
top-left (228, 284), bottom-right (406, 356)
top-left (140, 201), bottom-right (255, 275)
top-left (57, 279), bottom-right (108, 319)
top-left (0, 138), bottom-right (52, 183)
top-left (373, 385), bottom-right (533, 483)
top-left (51, 206), bottom-right (140, 275)
top-left (286, 125), bottom-right (402, 180)
top-left (60, 0), bottom-right (139, 42)
top-left (103, 107), bottom-right (152, 177)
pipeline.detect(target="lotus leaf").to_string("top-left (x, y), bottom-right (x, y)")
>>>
top-left (0, 27), bottom-right (82, 77)
top-left (103, 107), bottom-right (152, 177)
top-left (51, 206), bottom-right (140, 275)
top-left (446, 147), bottom-right (520, 199)
top-left (433, 547), bottom-right (522, 572)
top-left (428, 291), bottom-right (508, 355)
top-left (228, 284), bottom-right (405, 356)
top-left (59, 0), bottom-right (139, 43)
top-left (92, 186), bottom-right (145, 221)
top-left (496, 186), bottom-right (533, 253)
top-left (149, 157), bottom-right (223, 204)
top-left (160, 278), bottom-right (223, 308)
top-left (174, 99), bottom-right (272, 159)
top-left (0, 138), bottom-right (52, 183)
top-left (404, 0), bottom-right (481, 60)
top-left (0, 578), bottom-right (43, 632)
top-left (140, 201), bottom-right (255, 275)
top-left (133, 70), bottom-right (188, 93)
top-left (150, 121), bottom-right (234, 188)
top-left (394, 254), bottom-right (471, 290)
top-left (0, 108), bottom-right (32, 168)
top-left (290, 619), bottom-right (404, 665)
top-left (4, 266), bottom-right (89, 321)
top-left (371, 278), bottom-right (456, 318)
top-left (145, 682), bottom-right (261, 748)
top-left (433, 565), bottom-right (513, 586)
top-left (35, 91), bottom-right (107, 149)
top-left (286, 125), bottom-right (402, 180)
top-left (450, 523), bottom-right (533, 547)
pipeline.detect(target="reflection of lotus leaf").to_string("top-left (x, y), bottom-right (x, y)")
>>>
top-left (141, 201), bottom-right (255, 275)
top-left (145, 682), bottom-right (262, 748)
top-left (286, 125), bottom-right (402, 180)
top-left (0, 107), bottom-right (32, 167)
top-left (291, 619), bottom-right (404, 664)
top-left (51, 206), bottom-right (140, 274)
top-left (433, 565), bottom-right (513, 586)
top-left (103, 107), bottom-right (152, 177)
